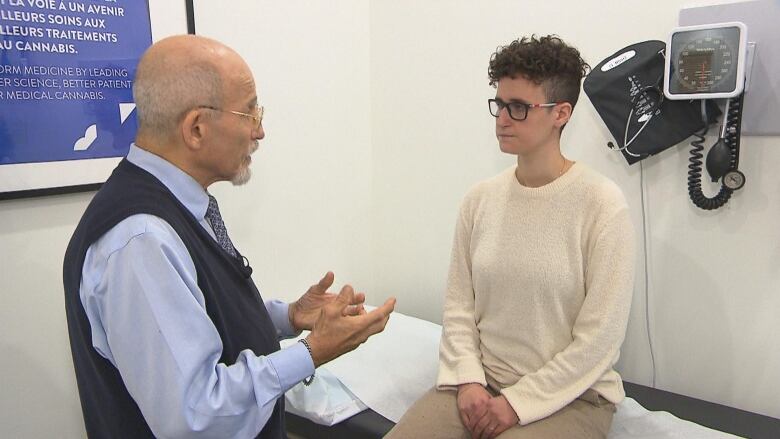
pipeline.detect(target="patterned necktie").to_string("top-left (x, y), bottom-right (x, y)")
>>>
top-left (206, 195), bottom-right (238, 258)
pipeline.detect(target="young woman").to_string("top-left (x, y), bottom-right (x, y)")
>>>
top-left (386, 35), bottom-right (635, 439)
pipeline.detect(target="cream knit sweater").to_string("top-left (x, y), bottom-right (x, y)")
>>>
top-left (437, 163), bottom-right (635, 425)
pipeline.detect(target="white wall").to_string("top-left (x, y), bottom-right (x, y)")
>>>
top-left (1, 1), bottom-right (778, 437)
top-left (191, 0), bottom-right (374, 302)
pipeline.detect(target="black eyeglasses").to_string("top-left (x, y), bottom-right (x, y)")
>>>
top-left (488, 98), bottom-right (558, 121)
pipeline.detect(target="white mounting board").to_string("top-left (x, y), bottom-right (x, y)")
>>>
top-left (680, 0), bottom-right (780, 135)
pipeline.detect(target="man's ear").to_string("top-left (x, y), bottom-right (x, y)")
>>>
top-left (180, 108), bottom-right (208, 151)
top-left (554, 102), bottom-right (573, 129)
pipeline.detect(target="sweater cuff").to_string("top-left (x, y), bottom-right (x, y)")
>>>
top-left (436, 358), bottom-right (487, 389)
top-left (500, 384), bottom-right (555, 426)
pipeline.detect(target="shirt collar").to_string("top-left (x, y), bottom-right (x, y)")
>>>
top-left (126, 144), bottom-right (210, 221)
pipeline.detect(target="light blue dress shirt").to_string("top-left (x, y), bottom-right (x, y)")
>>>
top-left (79, 145), bottom-right (314, 438)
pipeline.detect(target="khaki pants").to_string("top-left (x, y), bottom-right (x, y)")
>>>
top-left (385, 384), bottom-right (615, 439)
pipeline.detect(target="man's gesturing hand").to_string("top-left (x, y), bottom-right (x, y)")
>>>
top-left (289, 271), bottom-right (366, 332)
top-left (303, 283), bottom-right (395, 367)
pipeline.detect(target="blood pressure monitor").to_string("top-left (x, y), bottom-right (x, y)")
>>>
top-left (664, 22), bottom-right (747, 100)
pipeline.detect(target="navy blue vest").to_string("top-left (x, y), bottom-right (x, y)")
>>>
top-left (63, 159), bottom-right (286, 438)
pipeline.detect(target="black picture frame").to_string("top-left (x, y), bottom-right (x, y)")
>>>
top-left (186, 0), bottom-right (196, 35)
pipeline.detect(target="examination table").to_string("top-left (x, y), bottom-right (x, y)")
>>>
top-left (282, 312), bottom-right (780, 439)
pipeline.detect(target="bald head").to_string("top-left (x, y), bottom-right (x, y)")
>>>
top-left (133, 35), bottom-right (250, 141)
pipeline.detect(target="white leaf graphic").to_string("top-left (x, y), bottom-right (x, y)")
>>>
top-left (74, 124), bottom-right (98, 151)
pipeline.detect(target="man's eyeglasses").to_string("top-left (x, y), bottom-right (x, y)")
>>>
top-left (488, 98), bottom-right (558, 121)
top-left (200, 104), bottom-right (264, 130)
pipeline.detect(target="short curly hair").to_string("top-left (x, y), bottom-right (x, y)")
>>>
top-left (488, 35), bottom-right (590, 110)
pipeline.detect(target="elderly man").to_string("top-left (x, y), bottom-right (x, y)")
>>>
top-left (63, 35), bottom-right (395, 439)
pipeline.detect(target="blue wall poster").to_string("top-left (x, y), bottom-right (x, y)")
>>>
top-left (0, 0), bottom-right (152, 197)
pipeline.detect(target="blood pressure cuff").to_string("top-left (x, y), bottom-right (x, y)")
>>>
top-left (584, 40), bottom-right (719, 165)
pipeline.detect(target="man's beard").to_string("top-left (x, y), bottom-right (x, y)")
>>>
top-left (231, 166), bottom-right (251, 186)
top-left (231, 141), bottom-right (259, 186)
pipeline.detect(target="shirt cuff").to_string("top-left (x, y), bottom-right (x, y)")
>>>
top-left (265, 300), bottom-right (300, 339)
top-left (266, 341), bottom-right (316, 392)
